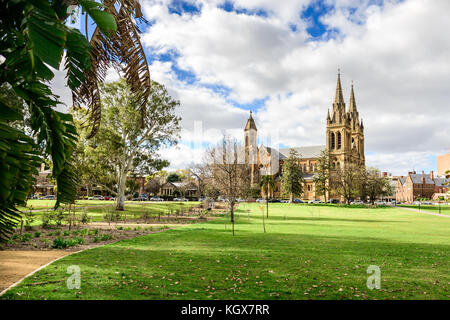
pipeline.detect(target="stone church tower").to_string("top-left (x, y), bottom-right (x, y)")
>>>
top-left (244, 111), bottom-right (258, 185)
top-left (326, 71), bottom-right (365, 169)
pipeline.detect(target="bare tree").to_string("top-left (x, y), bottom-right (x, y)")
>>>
top-left (204, 136), bottom-right (249, 236)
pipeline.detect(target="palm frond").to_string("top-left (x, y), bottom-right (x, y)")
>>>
top-left (72, 0), bottom-right (150, 137)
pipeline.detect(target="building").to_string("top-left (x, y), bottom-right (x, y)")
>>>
top-left (244, 71), bottom-right (365, 200)
top-left (395, 171), bottom-right (449, 203)
top-left (437, 153), bottom-right (450, 177)
top-left (33, 163), bottom-right (56, 196)
top-left (159, 181), bottom-right (199, 200)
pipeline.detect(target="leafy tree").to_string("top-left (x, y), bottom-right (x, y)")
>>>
top-left (167, 173), bottom-right (181, 183)
top-left (73, 80), bottom-right (181, 210)
top-left (280, 149), bottom-right (304, 202)
top-left (260, 175), bottom-right (274, 218)
top-left (0, 0), bottom-right (149, 242)
top-left (360, 168), bottom-right (392, 204)
top-left (331, 163), bottom-right (363, 204)
top-left (313, 149), bottom-right (331, 202)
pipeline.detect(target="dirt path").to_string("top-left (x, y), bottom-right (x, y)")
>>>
top-left (0, 250), bottom-right (70, 294)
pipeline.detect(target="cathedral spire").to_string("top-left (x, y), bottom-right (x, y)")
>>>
top-left (245, 110), bottom-right (257, 131)
top-left (349, 81), bottom-right (357, 114)
top-left (334, 69), bottom-right (345, 106)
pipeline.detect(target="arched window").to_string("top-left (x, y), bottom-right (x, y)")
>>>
top-left (337, 162), bottom-right (340, 169)
top-left (337, 132), bottom-right (342, 149)
top-left (351, 137), bottom-right (355, 149)
top-left (310, 164), bottom-right (313, 171)
top-left (332, 162), bottom-right (336, 169)
top-left (330, 132), bottom-right (335, 149)
top-left (303, 164), bottom-right (307, 172)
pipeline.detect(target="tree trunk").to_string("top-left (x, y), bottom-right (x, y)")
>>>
top-left (116, 170), bottom-right (126, 211)
top-left (266, 186), bottom-right (269, 218)
top-left (229, 202), bottom-right (235, 236)
top-left (290, 192), bottom-right (293, 203)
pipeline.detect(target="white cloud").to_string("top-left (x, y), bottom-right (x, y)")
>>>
top-left (139, 0), bottom-right (450, 174)
top-left (50, 0), bottom-right (450, 174)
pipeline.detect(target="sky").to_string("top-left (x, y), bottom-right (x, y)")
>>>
top-left (51, 0), bottom-right (450, 176)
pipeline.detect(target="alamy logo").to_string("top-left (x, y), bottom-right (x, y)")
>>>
top-left (366, 265), bottom-right (381, 290)
top-left (67, 265), bottom-right (81, 290)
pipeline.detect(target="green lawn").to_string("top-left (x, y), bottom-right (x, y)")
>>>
top-left (398, 204), bottom-right (450, 214)
top-left (2, 203), bottom-right (449, 300)
top-left (17, 201), bottom-right (201, 226)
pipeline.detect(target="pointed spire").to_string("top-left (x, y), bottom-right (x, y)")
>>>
top-left (245, 110), bottom-right (257, 131)
top-left (334, 69), bottom-right (345, 105)
top-left (360, 118), bottom-right (364, 129)
top-left (349, 81), bottom-right (357, 113)
top-left (327, 108), bottom-right (331, 120)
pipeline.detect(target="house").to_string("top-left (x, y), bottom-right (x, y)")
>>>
top-left (33, 163), bottom-right (55, 196)
top-left (159, 181), bottom-right (199, 200)
top-left (396, 171), bottom-right (449, 203)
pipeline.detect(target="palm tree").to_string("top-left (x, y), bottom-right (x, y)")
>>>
top-left (0, 0), bottom-right (150, 242)
top-left (260, 175), bottom-right (274, 218)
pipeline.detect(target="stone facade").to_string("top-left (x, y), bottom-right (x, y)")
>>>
top-left (244, 72), bottom-right (365, 200)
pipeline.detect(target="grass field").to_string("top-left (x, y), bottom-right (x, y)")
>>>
top-left (2, 203), bottom-right (449, 300)
top-left (16, 200), bottom-right (201, 226)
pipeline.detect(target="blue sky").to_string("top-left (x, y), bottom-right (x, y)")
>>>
top-left (65, 0), bottom-right (450, 175)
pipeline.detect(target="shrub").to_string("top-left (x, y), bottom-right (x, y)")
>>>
top-left (80, 210), bottom-right (90, 224)
top-left (117, 226), bottom-right (123, 230)
top-left (54, 209), bottom-right (65, 226)
top-left (24, 211), bottom-right (35, 230)
top-left (52, 237), bottom-right (69, 249)
top-left (21, 233), bottom-right (32, 242)
top-left (142, 212), bottom-right (151, 222)
top-left (41, 212), bottom-right (53, 228)
top-left (69, 237), bottom-right (84, 246)
top-left (33, 231), bottom-right (41, 238)
top-left (89, 229), bottom-right (99, 235)
top-left (101, 234), bottom-right (113, 241)
top-left (93, 236), bottom-right (100, 243)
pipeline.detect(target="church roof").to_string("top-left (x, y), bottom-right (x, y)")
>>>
top-left (278, 145), bottom-right (325, 159)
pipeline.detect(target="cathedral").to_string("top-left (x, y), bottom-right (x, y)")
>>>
top-left (244, 71), bottom-right (365, 200)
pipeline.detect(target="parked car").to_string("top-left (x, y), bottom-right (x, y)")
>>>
top-left (268, 199), bottom-right (281, 203)
top-left (41, 194), bottom-right (56, 200)
top-left (350, 200), bottom-right (364, 205)
top-left (150, 196), bottom-right (164, 201)
top-left (103, 196), bottom-right (111, 200)
top-left (198, 197), bottom-right (206, 201)
top-left (308, 199), bottom-right (322, 204)
top-left (89, 195), bottom-right (104, 200)
top-left (292, 199), bottom-right (304, 203)
top-left (327, 199), bottom-right (339, 204)
top-left (374, 200), bottom-right (386, 205)
top-left (256, 198), bottom-right (265, 203)
top-left (132, 195), bottom-right (147, 201)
